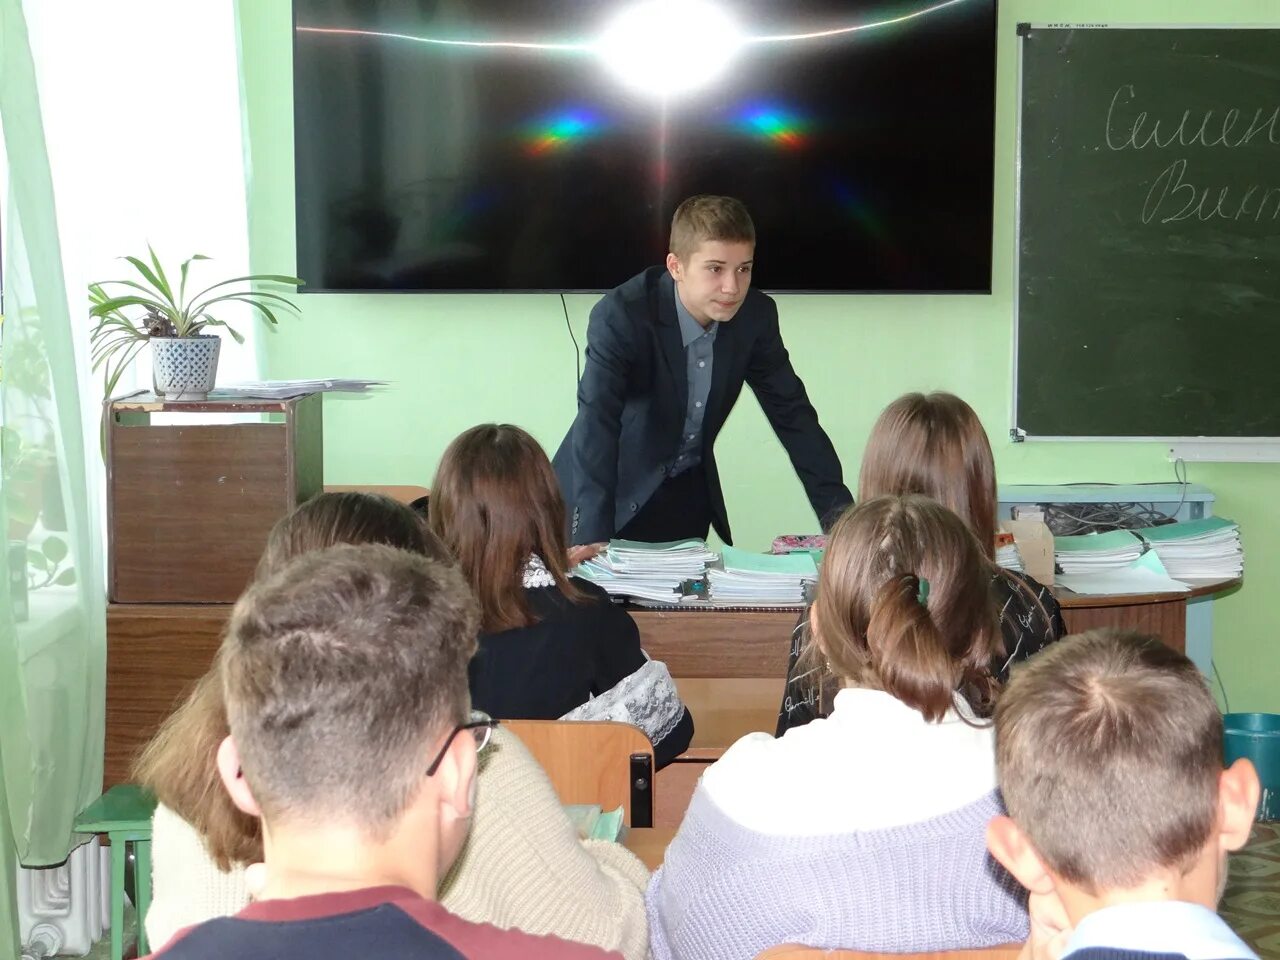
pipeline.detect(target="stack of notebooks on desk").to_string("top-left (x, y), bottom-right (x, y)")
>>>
top-left (706, 546), bottom-right (818, 607)
top-left (995, 532), bottom-right (1024, 573)
top-left (1054, 529), bottom-right (1186, 595)
top-left (575, 539), bottom-right (717, 604)
top-left (562, 804), bottom-right (625, 842)
top-left (1053, 530), bottom-right (1144, 575)
top-left (1053, 519), bottom-right (1243, 597)
top-left (1139, 517), bottom-right (1243, 579)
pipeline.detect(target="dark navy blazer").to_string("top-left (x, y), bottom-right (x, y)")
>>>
top-left (553, 266), bottom-right (851, 545)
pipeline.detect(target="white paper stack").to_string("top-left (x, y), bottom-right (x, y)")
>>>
top-left (706, 546), bottom-right (818, 607)
top-left (212, 379), bottom-right (387, 399)
top-left (1138, 517), bottom-right (1243, 579)
top-left (1053, 530), bottom-right (1144, 575)
top-left (996, 541), bottom-right (1024, 572)
top-left (575, 539), bottom-right (717, 603)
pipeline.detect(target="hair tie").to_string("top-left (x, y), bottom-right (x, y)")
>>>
top-left (916, 576), bottom-right (930, 608)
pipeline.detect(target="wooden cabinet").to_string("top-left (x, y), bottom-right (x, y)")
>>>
top-left (105, 604), bottom-right (227, 787)
top-left (106, 393), bottom-right (322, 603)
top-left (104, 391), bottom-right (323, 785)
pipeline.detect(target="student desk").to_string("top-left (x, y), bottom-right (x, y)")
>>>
top-left (102, 577), bottom-right (1239, 792)
top-left (621, 826), bottom-right (679, 871)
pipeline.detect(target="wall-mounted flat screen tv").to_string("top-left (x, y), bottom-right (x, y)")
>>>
top-left (292, 0), bottom-right (997, 292)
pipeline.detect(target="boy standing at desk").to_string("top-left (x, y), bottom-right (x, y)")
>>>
top-left (987, 629), bottom-right (1260, 960)
top-left (553, 195), bottom-right (851, 548)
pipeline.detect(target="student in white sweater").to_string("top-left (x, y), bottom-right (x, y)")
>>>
top-left (136, 493), bottom-right (650, 959)
top-left (647, 495), bottom-right (1029, 960)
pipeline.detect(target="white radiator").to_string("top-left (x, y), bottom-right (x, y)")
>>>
top-left (16, 838), bottom-right (111, 958)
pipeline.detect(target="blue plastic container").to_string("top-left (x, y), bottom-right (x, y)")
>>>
top-left (1223, 713), bottom-right (1280, 822)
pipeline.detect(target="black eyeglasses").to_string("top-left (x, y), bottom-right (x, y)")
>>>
top-left (425, 710), bottom-right (498, 777)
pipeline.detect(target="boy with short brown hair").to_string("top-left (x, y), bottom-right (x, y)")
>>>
top-left (146, 543), bottom-right (617, 960)
top-left (987, 629), bottom-right (1260, 960)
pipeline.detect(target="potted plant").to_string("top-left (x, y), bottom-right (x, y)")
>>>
top-left (89, 247), bottom-right (303, 400)
top-left (0, 315), bottom-right (62, 539)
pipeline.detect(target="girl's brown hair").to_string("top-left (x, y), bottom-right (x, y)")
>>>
top-left (858, 392), bottom-right (997, 559)
top-left (812, 495), bottom-right (1001, 722)
top-left (132, 491), bottom-right (448, 869)
top-left (428, 424), bottom-right (582, 633)
top-left (857, 391), bottom-right (1053, 653)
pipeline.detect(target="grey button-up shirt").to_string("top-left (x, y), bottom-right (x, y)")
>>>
top-left (669, 289), bottom-right (717, 477)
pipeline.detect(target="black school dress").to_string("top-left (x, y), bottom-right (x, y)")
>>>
top-left (468, 560), bottom-right (694, 768)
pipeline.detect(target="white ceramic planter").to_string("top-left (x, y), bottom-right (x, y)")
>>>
top-left (151, 335), bottom-right (221, 401)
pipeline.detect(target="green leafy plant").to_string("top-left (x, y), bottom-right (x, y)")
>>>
top-left (26, 533), bottom-right (75, 589)
top-left (88, 246), bottom-right (303, 396)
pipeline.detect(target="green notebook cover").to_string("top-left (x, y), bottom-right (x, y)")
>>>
top-left (1138, 517), bottom-right (1238, 542)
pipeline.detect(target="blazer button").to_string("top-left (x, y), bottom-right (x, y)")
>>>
top-left (630, 502), bottom-right (638, 512)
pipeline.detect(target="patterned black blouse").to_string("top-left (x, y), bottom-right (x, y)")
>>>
top-left (775, 569), bottom-right (1066, 736)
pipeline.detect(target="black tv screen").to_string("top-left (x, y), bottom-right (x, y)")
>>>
top-left (292, 0), bottom-right (997, 292)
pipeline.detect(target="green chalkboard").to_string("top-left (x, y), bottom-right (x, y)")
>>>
top-left (1016, 26), bottom-right (1280, 437)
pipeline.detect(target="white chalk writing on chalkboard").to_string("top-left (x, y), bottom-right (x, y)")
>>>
top-left (1142, 159), bottom-right (1280, 225)
top-left (1105, 85), bottom-right (1280, 151)
top-left (1101, 85), bottom-right (1280, 226)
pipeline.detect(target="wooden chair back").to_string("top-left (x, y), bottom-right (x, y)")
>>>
top-left (501, 719), bottom-right (655, 826)
top-left (322, 484), bottom-right (430, 505)
top-left (757, 945), bottom-right (1023, 960)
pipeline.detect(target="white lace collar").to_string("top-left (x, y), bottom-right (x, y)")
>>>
top-left (522, 554), bottom-right (557, 589)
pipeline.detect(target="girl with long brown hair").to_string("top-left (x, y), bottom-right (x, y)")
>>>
top-left (647, 496), bottom-right (1028, 960)
top-left (136, 492), bottom-right (651, 958)
top-left (778, 391), bottom-right (1065, 733)
top-left (429, 424), bottom-right (693, 767)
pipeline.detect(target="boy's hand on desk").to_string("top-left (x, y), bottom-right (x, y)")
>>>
top-left (568, 542), bottom-right (608, 567)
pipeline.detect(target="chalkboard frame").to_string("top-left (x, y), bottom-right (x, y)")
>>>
top-left (1011, 22), bottom-right (1280, 446)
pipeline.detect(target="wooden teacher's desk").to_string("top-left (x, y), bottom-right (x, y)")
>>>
top-left (104, 578), bottom-right (1238, 793)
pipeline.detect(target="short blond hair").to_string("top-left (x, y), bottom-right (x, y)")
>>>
top-left (669, 195), bottom-right (755, 261)
top-left (995, 629), bottom-right (1223, 890)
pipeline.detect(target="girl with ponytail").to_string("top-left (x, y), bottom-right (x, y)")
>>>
top-left (646, 495), bottom-right (1027, 960)
top-left (810, 495), bottom-right (1001, 723)
top-left (779, 391), bottom-right (1065, 733)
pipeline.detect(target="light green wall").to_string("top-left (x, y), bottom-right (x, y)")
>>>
top-left (237, 0), bottom-right (1279, 712)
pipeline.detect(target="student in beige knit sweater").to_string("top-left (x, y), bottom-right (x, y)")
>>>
top-left (135, 493), bottom-right (650, 959)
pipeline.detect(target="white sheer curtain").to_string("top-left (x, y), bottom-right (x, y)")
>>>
top-left (27, 0), bottom-right (261, 424)
top-left (2, 1), bottom-right (262, 950)
top-left (1, 3), bottom-right (106, 953)
top-left (22, 0), bottom-right (263, 559)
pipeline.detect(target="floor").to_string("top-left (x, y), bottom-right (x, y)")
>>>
top-left (84, 905), bottom-right (134, 960)
top-left (83, 823), bottom-right (1280, 959)
top-left (1223, 821), bottom-right (1280, 958)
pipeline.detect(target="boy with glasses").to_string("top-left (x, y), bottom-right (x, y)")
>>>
top-left (145, 543), bottom-right (617, 960)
